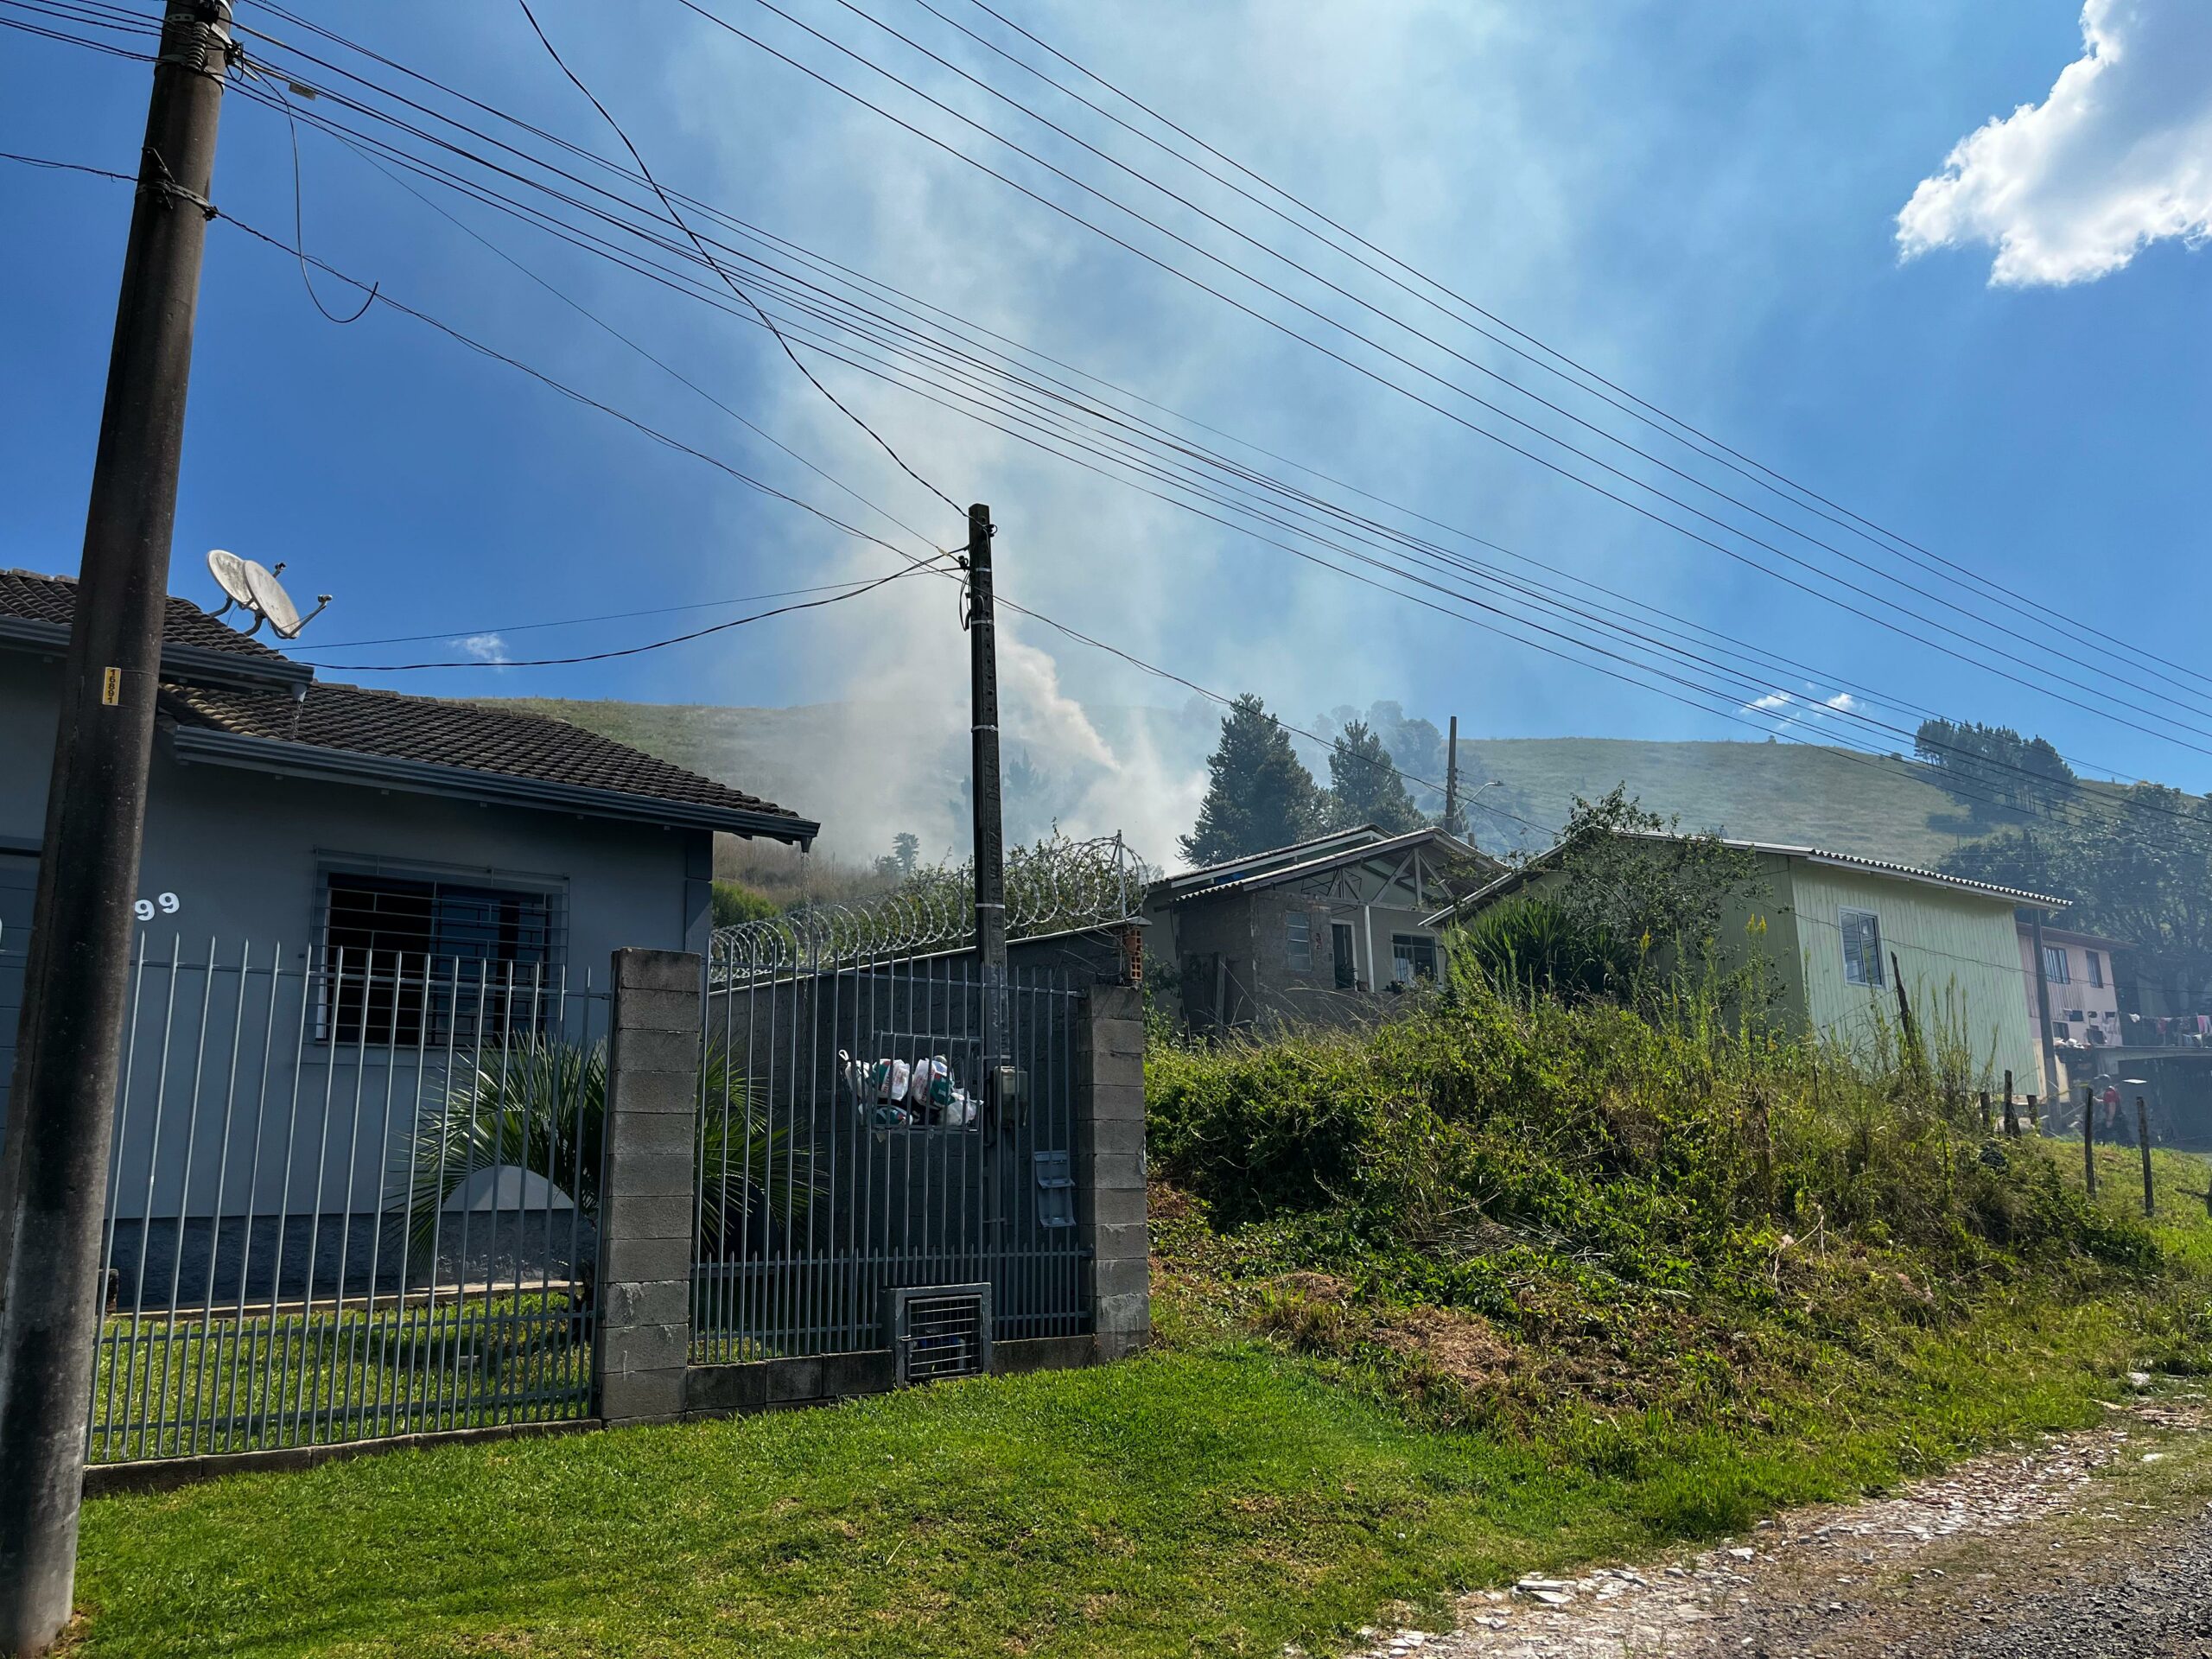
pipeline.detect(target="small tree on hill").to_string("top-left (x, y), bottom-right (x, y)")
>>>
top-left (1179, 694), bottom-right (1326, 866)
top-left (1326, 720), bottom-right (1424, 835)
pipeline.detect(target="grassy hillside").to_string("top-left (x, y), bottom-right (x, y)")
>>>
top-left (489, 697), bottom-right (2012, 868)
top-left (1454, 735), bottom-right (1984, 866)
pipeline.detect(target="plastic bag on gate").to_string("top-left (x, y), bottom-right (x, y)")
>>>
top-left (906, 1055), bottom-right (954, 1110)
top-left (940, 1086), bottom-right (977, 1128)
top-left (839, 1051), bottom-right (912, 1105)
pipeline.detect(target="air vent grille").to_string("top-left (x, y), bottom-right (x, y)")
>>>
top-left (884, 1283), bottom-right (993, 1384)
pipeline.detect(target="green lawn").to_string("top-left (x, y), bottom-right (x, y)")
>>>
top-left (71, 1282), bottom-right (2170, 1658)
top-left (86, 1295), bottom-right (588, 1465)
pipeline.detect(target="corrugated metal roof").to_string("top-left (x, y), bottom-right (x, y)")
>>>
top-left (1430, 830), bottom-right (2066, 925)
top-left (1163, 826), bottom-right (1497, 904)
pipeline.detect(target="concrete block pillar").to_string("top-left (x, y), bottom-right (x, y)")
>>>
top-left (593, 948), bottom-right (701, 1427)
top-left (1075, 982), bottom-right (1149, 1360)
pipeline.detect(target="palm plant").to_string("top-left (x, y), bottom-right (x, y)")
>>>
top-left (399, 1035), bottom-right (811, 1259)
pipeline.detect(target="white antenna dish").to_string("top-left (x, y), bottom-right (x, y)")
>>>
top-left (206, 548), bottom-right (255, 615)
top-left (206, 550), bottom-right (331, 639)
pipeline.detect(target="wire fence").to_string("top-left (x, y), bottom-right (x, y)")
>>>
top-left (82, 939), bottom-right (605, 1465)
top-left (709, 834), bottom-right (1144, 986)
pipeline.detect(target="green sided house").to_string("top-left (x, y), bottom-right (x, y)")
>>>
top-left (1441, 836), bottom-right (2060, 1089)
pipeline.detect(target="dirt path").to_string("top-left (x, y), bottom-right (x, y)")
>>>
top-left (1351, 1387), bottom-right (2212, 1658)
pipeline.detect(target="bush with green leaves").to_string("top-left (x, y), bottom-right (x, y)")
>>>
top-left (1147, 971), bottom-right (2164, 1427)
top-left (400, 1035), bottom-right (810, 1259)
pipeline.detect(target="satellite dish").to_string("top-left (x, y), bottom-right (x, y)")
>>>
top-left (205, 550), bottom-right (331, 639)
top-left (206, 548), bottom-right (255, 615)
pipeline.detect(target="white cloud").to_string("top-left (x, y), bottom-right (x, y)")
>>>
top-left (1897, 0), bottom-right (2212, 285)
top-left (454, 632), bottom-right (511, 666)
top-left (1825, 692), bottom-right (1855, 712)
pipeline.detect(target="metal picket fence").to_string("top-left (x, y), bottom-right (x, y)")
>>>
top-left (693, 934), bottom-right (1089, 1365)
top-left (82, 938), bottom-right (606, 1465)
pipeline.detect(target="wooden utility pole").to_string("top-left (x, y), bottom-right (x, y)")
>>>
top-left (2138, 1096), bottom-right (2155, 1219)
top-left (2082, 1086), bottom-right (2097, 1198)
top-left (966, 504), bottom-right (1008, 1101)
top-left (0, 6), bottom-right (232, 1650)
top-left (2030, 911), bottom-right (2063, 1103)
top-left (1890, 952), bottom-right (1918, 1071)
top-left (1442, 715), bottom-right (1461, 836)
top-left (2001, 1070), bottom-right (2017, 1139)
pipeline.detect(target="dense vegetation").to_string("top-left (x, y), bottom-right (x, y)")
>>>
top-left (1145, 957), bottom-right (2202, 1446)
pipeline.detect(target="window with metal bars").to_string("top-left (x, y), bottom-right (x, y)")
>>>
top-left (320, 870), bottom-right (561, 1046)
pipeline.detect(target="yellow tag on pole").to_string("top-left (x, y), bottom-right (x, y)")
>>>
top-left (102, 666), bottom-right (122, 706)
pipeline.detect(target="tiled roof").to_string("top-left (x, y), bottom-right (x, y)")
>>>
top-left (0, 568), bottom-right (294, 664)
top-left (160, 680), bottom-right (805, 828)
top-left (2, 568), bottom-right (810, 837)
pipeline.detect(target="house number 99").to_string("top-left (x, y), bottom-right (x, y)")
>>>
top-left (133, 893), bottom-right (181, 921)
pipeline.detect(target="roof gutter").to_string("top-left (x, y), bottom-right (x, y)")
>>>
top-left (167, 727), bottom-right (817, 843)
top-left (0, 615), bottom-right (314, 695)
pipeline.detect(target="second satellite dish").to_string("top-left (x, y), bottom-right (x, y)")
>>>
top-left (206, 548), bottom-right (331, 639)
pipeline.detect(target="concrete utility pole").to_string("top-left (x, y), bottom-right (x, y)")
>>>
top-left (1442, 715), bottom-right (1461, 836)
top-left (0, 5), bottom-right (231, 1650)
top-left (966, 504), bottom-right (1008, 1092)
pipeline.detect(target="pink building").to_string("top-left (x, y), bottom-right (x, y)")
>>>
top-left (2015, 923), bottom-right (2128, 1078)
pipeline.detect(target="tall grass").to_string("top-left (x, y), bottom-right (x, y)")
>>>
top-left (1146, 967), bottom-right (2179, 1428)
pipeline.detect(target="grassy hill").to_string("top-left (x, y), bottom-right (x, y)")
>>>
top-left (489, 697), bottom-right (2009, 869)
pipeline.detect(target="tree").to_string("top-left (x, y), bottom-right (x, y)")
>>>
top-left (874, 830), bottom-right (921, 880)
top-left (1325, 719), bottom-right (1424, 835)
top-left (1941, 785), bottom-right (2212, 1008)
top-left (1179, 694), bottom-right (1326, 866)
top-left (1547, 787), bottom-right (1765, 984)
top-left (1915, 718), bottom-right (2075, 816)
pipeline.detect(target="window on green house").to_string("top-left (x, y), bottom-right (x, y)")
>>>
top-left (1840, 907), bottom-right (1884, 988)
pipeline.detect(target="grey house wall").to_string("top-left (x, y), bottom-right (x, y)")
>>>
top-left (1152, 885), bottom-right (1446, 1030)
top-left (1, 651), bottom-right (715, 1218)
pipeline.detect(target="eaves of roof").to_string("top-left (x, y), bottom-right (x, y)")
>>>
top-left (0, 613), bottom-right (312, 694)
top-left (167, 725), bottom-right (819, 842)
top-left (1166, 826), bottom-right (1492, 905)
top-left (1426, 831), bottom-right (2066, 927)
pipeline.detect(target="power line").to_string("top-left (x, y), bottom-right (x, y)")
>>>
top-left (196, 6), bottom-right (2212, 757)
top-left (308, 576), bottom-right (893, 648)
top-left (6, 109), bottom-right (2199, 857)
top-left (301, 560), bottom-right (944, 671)
top-left (4, 130), bottom-right (2184, 854)
top-left (663, 0), bottom-right (2212, 740)
top-left (942, 0), bottom-right (2212, 704)
top-left (513, 0), bottom-right (967, 522)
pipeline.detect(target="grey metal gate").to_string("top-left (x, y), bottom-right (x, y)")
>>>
top-left (83, 938), bottom-right (604, 1464)
top-left (693, 940), bottom-right (1088, 1365)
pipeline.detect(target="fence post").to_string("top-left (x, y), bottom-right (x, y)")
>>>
top-left (2082, 1087), bottom-right (2097, 1198)
top-left (1076, 982), bottom-right (1149, 1362)
top-left (2139, 1096), bottom-right (2155, 1219)
top-left (592, 948), bottom-right (702, 1428)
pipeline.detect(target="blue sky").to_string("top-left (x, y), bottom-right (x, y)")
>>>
top-left (3, 0), bottom-right (2208, 860)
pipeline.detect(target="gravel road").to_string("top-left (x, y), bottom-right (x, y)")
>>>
top-left (1348, 1391), bottom-right (2212, 1658)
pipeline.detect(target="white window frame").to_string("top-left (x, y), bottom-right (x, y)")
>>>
top-left (2043, 944), bottom-right (2070, 985)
